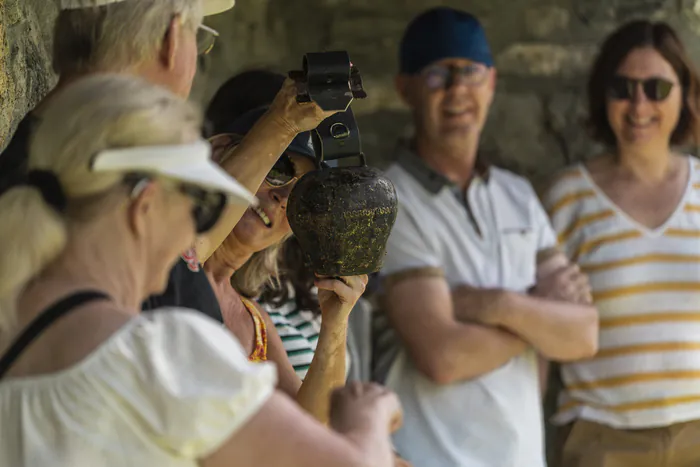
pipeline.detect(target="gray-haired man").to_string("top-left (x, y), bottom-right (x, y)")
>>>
top-left (0, 0), bottom-right (334, 321)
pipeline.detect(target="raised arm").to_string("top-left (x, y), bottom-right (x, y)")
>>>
top-left (197, 80), bottom-right (336, 262)
top-left (264, 275), bottom-right (367, 424)
top-left (384, 273), bottom-right (528, 385)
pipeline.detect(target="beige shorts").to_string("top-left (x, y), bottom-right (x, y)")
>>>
top-left (554, 418), bottom-right (700, 467)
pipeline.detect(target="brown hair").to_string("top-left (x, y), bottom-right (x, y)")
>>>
top-left (586, 20), bottom-right (700, 147)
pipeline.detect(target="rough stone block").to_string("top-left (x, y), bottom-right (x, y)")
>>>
top-left (525, 6), bottom-right (570, 38)
top-left (497, 43), bottom-right (597, 77)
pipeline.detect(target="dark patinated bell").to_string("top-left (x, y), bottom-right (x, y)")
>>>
top-left (286, 105), bottom-right (398, 276)
top-left (287, 165), bottom-right (398, 276)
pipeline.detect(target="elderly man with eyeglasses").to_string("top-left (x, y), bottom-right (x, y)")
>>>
top-left (0, 0), bottom-right (335, 320)
top-left (372, 7), bottom-right (599, 466)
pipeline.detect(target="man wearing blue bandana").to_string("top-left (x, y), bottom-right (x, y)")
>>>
top-left (373, 7), bottom-right (599, 466)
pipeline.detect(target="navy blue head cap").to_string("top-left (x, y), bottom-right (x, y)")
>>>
top-left (222, 106), bottom-right (323, 165)
top-left (399, 7), bottom-right (494, 75)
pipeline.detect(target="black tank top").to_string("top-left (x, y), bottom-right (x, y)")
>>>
top-left (0, 291), bottom-right (110, 379)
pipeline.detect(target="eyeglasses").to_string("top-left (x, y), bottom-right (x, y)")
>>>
top-left (265, 154), bottom-right (299, 188)
top-left (197, 24), bottom-right (219, 56)
top-left (422, 63), bottom-right (489, 90)
top-left (127, 175), bottom-right (227, 234)
top-left (608, 75), bottom-right (675, 102)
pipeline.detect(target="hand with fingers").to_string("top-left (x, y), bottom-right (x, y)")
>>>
top-left (268, 78), bottom-right (341, 135)
top-left (314, 274), bottom-right (369, 323)
top-left (330, 381), bottom-right (403, 436)
top-left (533, 250), bottom-right (593, 305)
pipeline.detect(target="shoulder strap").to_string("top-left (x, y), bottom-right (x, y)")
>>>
top-left (0, 291), bottom-right (110, 380)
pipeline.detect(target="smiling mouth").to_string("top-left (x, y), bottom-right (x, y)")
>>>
top-left (443, 108), bottom-right (471, 117)
top-left (626, 115), bottom-right (656, 128)
top-left (253, 205), bottom-right (272, 228)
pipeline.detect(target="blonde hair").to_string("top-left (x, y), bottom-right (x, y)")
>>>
top-left (0, 74), bottom-right (203, 335)
top-left (53, 0), bottom-right (202, 75)
top-left (231, 243), bottom-right (285, 299)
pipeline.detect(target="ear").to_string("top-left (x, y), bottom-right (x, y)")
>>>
top-left (489, 67), bottom-right (498, 93)
top-left (395, 74), bottom-right (413, 106)
top-left (159, 16), bottom-right (181, 70)
top-left (127, 180), bottom-right (158, 238)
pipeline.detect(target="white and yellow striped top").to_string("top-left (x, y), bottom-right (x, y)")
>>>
top-left (543, 157), bottom-right (700, 429)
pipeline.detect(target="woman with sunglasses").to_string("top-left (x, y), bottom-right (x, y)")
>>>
top-left (204, 106), bottom-right (364, 424)
top-left (543, 20), bottom-right (700, 466)
top-left (0, 75), bottom-right (402, 467)
top-left (207, 69), bottom-right (360, 382)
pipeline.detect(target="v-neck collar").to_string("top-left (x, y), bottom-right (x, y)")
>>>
top-left (578, 157), bottom-right (695, 238)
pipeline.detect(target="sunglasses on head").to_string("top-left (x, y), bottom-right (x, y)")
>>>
top-left (265, 154), bottom-right (299, 188)
top-left (422, 63), bottom-right (489, 90)
top-left (197, 24), bottom-right (219, 56)
top-left (127, 175), bottom-right (227, 235)
top-left (608, 75), bottom-right (675, 102)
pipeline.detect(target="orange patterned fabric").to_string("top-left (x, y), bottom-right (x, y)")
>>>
top-left (241, 297), bottom-right (268, 362)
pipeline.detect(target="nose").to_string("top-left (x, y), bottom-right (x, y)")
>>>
top-left (444, 79), bottom-right (471, 101)
top-left (630, 83), bottom-right (649, 105)
top-left (269, 183), bottom-right (294, 206)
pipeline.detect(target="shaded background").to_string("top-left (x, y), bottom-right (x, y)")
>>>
top-left (3, 0), bottom-right (700, 463)
top-left (5, 0), bottom-right (700, 187)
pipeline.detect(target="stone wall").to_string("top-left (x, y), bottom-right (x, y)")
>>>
top-left (4, 0), bottom-right (700, 182)
top-left (0, 0), bottom-right (57, 149)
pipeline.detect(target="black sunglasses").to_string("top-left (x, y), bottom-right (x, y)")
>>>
top-left (422, 63), bottom-right (489, 90)
top-left (265, 154), bottom-right (299, 188)
top-left (608, 75), bottom-right (675, 102)
top-left (180, 185), bottom-right (227, 234)
top-left (126, 175), bottom-right (226, 234)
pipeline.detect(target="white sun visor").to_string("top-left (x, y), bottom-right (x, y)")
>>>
top-left (91, 140), bottom-right (256, 206)
top-left (59, 0), bottom-right (235, 16)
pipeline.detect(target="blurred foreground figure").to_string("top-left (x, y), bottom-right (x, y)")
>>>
top-left (0, 0), bottom-right (335, 322)
top-left (0, 75), bottom-right (402, 467)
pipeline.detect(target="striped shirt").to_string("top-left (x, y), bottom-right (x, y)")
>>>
top-left (543, 156), bottom-right (700, 429)
top-left (259, 285), bottom-right (351, 381)
top-left (260, 291), bottom-right (321, 380)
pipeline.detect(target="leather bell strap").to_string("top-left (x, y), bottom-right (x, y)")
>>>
top-left (312, 107), bottom-right (363, 164)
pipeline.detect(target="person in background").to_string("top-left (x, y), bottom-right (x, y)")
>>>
top-left (203, 106), bottom-right (358, 425)
top-left (0, 0), bottom-right (334, 323)
top-left (205, 68), bottom-right (287, 136)
top-left (0, 73), bottom-right (402, 467)
top-left (543, 20), bottom-right (700, 467)
top-left (373, 7), bottom-right (598, 467)
top-left (206, 70), bottom-right (351, 381)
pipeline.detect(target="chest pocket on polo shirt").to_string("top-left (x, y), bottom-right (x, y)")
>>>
top-left (500, 226), bottom-right (537, 291)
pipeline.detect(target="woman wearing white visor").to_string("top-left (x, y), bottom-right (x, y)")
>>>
top-left (0, 75), bottom-right (401, 467)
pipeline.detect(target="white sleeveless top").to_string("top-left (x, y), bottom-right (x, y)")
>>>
top-left (0, 308), bottom-right (277, 467)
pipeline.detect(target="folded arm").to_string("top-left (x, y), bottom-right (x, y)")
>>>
top-left (453, 285), bottom-right (598, 361)
top-left (384, 272), bottom-right (528, 385)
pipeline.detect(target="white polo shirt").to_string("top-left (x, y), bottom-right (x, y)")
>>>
top-left (375, 147), bottom-right (556, 467)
